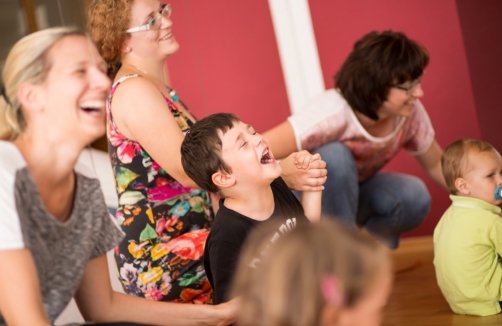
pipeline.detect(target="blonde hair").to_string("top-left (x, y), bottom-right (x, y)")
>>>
top-left (231, 219), bottom-right (390, 326)
top-left (442, 138), bottom-right (496, 194)
top-left (0, 26), bottom-right (84, 140)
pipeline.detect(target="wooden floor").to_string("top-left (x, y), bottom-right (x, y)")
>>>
top-left (382, 236), bottom-right (502, 326)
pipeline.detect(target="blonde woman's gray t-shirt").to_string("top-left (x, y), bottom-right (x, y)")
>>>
top-left (0, 141), bottom-right (124, 325)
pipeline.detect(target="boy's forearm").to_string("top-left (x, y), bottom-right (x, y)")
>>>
top-left (300, 191), bottom-right (322, 222)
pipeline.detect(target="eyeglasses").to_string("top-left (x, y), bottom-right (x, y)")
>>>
top-left (392, 76), bottom-right (423, 95)
top-left (126, 4), bottom-right (171, 33)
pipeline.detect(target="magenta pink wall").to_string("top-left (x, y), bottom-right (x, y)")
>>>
top-left (456, 0), bottom-right (502, 153)
top-left (166, 0), bottom-right (290, 133)
top-left (166, 0), bottom-right (485, 237)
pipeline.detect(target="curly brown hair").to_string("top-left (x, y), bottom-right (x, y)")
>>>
top-left (87, 0), bottom-right (132, 71)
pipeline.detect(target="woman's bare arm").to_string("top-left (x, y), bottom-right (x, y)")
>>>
top-left (111, 77), bottom-right (198, 188)
top-left (75, 254), bottom-right (237, 326)
top-left (416, 140), bottom-right (447, 190)
top-left (0, 249), bottom-right (51, 326)
top-left (263, 120), bottom-right (298, 160)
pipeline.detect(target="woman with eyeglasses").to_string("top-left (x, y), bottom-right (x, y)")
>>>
top-left (87, 0), bottom-right (326, 304)
top-left (0, 26), bottom-right (235, 326)
top-left (86, 0), bottom-right (216, 304)
top-left (264, 30), bottom-right (448, 249)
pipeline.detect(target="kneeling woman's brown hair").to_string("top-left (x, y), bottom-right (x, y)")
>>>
top-left (231, 219), bottom-right (391, 326)
top-left (335, 30), bottom-right (429, 121)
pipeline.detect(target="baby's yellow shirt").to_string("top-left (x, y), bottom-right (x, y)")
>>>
top-left (433, 195), bottom-right (502, 316)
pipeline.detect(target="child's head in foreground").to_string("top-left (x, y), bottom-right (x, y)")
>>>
top-left (181, 113), bottom-right (281, 197)
top-left (442, 138), bottom-right (502, 205)
top-left (231, 219), bottom-right (392, 326)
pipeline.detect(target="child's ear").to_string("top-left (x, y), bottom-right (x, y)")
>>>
top-left (212, 171), bottom-right (235, 189)
top-left (454, 177), bottom-right (470, 196)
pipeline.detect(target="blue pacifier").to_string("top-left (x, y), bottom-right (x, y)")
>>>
top-left (495, 185), bottom-right (502, 200)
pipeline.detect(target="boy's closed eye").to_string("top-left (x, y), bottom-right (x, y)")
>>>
top-left (239, 130), bottom-right (257, 148)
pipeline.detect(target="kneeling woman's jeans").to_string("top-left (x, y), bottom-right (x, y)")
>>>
top-left (313, 142), bottom-right (431, 249)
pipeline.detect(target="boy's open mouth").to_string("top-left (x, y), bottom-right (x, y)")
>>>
top-left (260, 149), bottom-right (274, 164)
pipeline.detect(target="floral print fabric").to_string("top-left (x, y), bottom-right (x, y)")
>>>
top-left (107, 74), bottom-right (214, 303)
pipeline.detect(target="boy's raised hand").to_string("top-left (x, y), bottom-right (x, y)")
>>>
top-left (280, 150), bottom-right (327, 192)
top-left (295, 151), bottom-right (322, 170)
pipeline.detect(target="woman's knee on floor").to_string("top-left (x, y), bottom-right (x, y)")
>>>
top-left (357, 173), bottom-right (431, 248)
top-left (401, 175), bottom-right (431, 230)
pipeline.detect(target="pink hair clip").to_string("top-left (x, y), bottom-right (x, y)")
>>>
top-left (321, 275), bottom-right (343, 307)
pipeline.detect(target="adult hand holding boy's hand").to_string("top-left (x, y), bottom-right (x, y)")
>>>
top-left (280, 151), bottom-right (327, 192)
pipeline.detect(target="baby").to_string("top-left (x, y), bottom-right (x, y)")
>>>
top-left (434, 138), bottom-right (502, 316)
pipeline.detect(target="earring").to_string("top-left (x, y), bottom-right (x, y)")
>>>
top-left (126, 47), bottom-right (131, 51)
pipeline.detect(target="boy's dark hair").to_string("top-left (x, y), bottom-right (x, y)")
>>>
top-left (442, 139), bottom-right (496, 194)
top-left (181, 113), bottom-right (241, 194)
top-left (335, 30), bottom-right (429, 121)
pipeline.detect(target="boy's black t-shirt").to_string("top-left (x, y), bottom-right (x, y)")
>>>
top-left (204, 177), bottom-right (309, 304)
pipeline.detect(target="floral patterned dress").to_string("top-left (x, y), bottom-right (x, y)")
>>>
top-left (107, 74), bottom-right (214, 303)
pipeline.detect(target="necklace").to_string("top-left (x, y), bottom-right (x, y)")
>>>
top-left (169, 90), bottom-right (179, 101)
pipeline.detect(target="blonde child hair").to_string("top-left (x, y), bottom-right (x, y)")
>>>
top-left (0, 26), bottom-right (83, 140)
top-left (231, 219), bottom-right (391, 326)
top-left (441, 138), bottom-right (496, 194)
